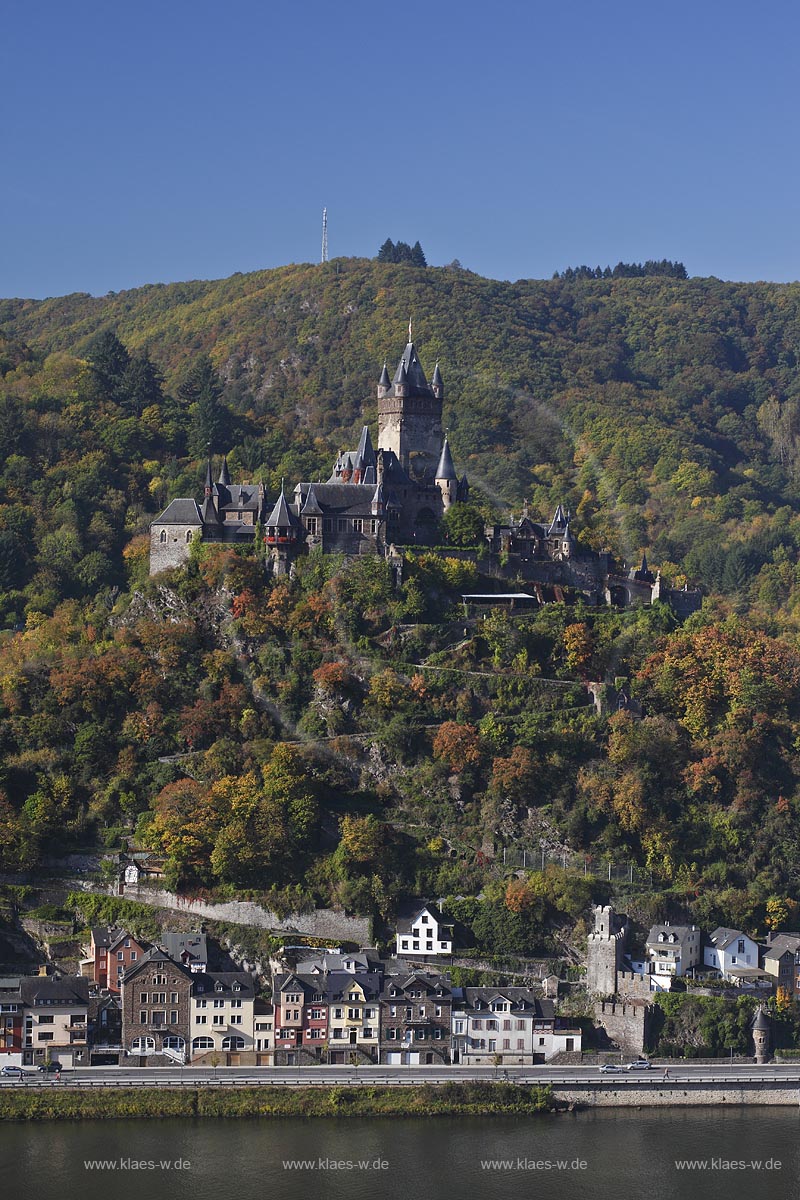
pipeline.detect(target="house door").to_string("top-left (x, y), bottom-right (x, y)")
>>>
top-left (229, 1054), bottom-right (240, 1066)
top-left (349, 1030), bottom-right (357, 1045)
top-left (286, 1053), bottom-right (296, 1065)
top-left (425, 1053), bottom-right (434, 1065)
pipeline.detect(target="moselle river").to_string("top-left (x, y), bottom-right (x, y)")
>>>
top-left (2, 1109), bottom-right (800, 1200)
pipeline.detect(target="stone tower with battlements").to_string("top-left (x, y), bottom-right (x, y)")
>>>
top-left (377, 332), bottom-right (443, 485)
top-left (586, 904), bottom-right (628, 996)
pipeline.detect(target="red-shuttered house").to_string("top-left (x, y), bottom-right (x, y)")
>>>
top-left (273, 973), bottom-right (328, 1064)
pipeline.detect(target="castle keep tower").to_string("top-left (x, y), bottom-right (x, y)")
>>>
top-left (586, 904), bottom-right (628, 995)
top-left (377, 329), bottom-right (443, 484)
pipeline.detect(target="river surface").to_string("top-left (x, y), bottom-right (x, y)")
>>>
top-left (1, 1110), bottom-right (799, 1200)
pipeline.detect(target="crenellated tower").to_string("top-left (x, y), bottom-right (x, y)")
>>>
top-left (377, 327), bottom-right (443, 484)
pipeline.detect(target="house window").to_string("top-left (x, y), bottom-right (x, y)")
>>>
top-left (517, 1039), bottom-right (524, 1050)
top-left (38, 1016), bottom-right (54, 1025)
top-left (139, 1011), bottom-right (147, 1024)
top-left (170, 1011), bottom-right (178, 1024)
top-left (192, 1037), bottom-right (214, 1051)
top-left (171, 993), bottom-right (179, 1004)
top-left (387, 1029), bottom-right (397, 1040)
top-left (38, 1033), bottom-right (53, 1042)
top-left (132, 1036), bottom-right (156, 1052)
top-left (353, 518), bottom-right (363, 533)
top-left (130, 952), bottom-right (137, 961)
top-left (222, 1036), bottom-right (245, 1050)
top-left (196, 1016), bottom-right (207, 1025)
top-left (370, 520), bottom-right (378, 534)
top-left (400, 940), bottom-right (409, 950)
top-left (162, 1036), bottom-right (185, 1051)
top-left (230, 1015), bottom-right (242, 1026)
top-left (337, 519), bottom-right (347, 532)
top-left (306, 518), bottom-right (317, 535)
top-left (503, 1039), bottom-right (510, 1049)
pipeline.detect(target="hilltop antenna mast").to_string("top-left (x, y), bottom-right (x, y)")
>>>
top-left (321, 207), bottom-right (328, 263)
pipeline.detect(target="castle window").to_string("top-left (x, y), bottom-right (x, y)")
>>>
top-left (306, 517), bottom-right (317, 534)
top-left (186, 530), bottom-right (193, 543)
top-left (160, 530), bottom-right (167, 543)
top-left (370, 520), bottom-right (378, 534)
top-left (353, 518), bottom-right (363, 533)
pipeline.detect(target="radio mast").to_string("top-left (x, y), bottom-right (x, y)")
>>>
top-left (321, 207), bottom-right (328, 263)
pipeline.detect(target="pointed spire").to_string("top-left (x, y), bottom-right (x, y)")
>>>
top-left (300, 484), bottom-right (323, 516)
top-left (200, 494), bottom-right (221, 525)
top-left (218, 456), bottom-right (231, 486)
top-left (379, 362), bottom-right (391, 388)
top-left (640, 551), bottom-right (649, 574)
top-left (435, 436), bottom-right (457, 481)
top-left (371, 480), bottom-right (385, 514)
top-left (431, 361), bottom-right (443, 396)
top-left (266, 490), bottom-right (295, 529)
top-left (204, 455), bottom-right (214, 497)
top-left (548, 503), bottom-right (567, 534)
top-left (354, 425), bottom-right (376, 471)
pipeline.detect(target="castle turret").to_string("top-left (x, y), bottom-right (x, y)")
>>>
top-left (435, 436), bottom-right (459, 511)
top-left (586, 904), bottom-right (628, 996)
top-left (265, 488), bottom-right (301, 576)
top-left (218, 456), bottom-right (231, 487)
top-left (753, 1006), bottom-right (770, 1064)
top-left (377, 330), bottom-right (443, 483)
top-left (431, 361), bottom-right (444, 400)
top-left (377, 362), bottom-right (391, 400)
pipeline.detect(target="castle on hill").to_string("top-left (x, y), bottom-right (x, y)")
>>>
top-left (148, 330), bottom-right (700, 616)
top-left (150, 330), bottom-right (467, 576)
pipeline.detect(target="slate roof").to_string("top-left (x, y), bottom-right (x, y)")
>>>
top-left (389, 341), bottom-right (434, 397)
top-left (121, 947), bottom-right (194, 983)
top-left (324, 971), bottom-right (382, 1002)
top-left (297, 482), bottom-right (378, 516)
top-left (453, 987), bottom-right (555, 1019)
top-left (200, 495), bottom-right (222, 525)
top-left (708, 927), bottom-right (750, 951)
top-left (396, 904), bottom-right (454, 936)
top-left (20, 976), bottom-right (91, 1006)
top-left (266, 491), bottom-right (298, 528)
top-left (160, 932), bottom-right (207, 966)
top-left (764, 934), bottom-right (800, 960)
top-left (154, 499), bottom-right (203, 525)
top-left (192, 971), bottom-right (254, 999)
top-left (435, 437), bottom-right (457, 481)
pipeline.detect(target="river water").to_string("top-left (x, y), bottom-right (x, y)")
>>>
top-left (1, 1110), bottom-right (799, 1200)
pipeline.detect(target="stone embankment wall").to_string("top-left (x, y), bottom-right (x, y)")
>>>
top-left (553, 1080), bottom-right (800, 1107)
top-left (88, 882), bottom-right (371, 943)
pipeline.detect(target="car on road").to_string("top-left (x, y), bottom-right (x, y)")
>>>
top-left (37, 1062), bottom-right (62, 1074)
top-left (625, 1059), bottom-right (652, 1071)
top-left (0, 1065), bottom-right (26, 1077)
top-left (599, 1063), bottom-right (625, 1073)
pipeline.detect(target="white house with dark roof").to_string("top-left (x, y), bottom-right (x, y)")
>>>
top-left (646, 923), bottom-right (701, 986)
top-left (395, 905), bottom-right (454, 958)
top-left (451, 988), bottom-right (581, 1065)
top-left (190, 971), bottom-right (255, 1062)
top-left (704, 927), bottom-right (761, 982)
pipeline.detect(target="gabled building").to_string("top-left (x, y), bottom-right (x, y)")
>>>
top-left (272, 973), bottom-right (328, 1065)
top-left (646, 923), bottom-right (702, 986)
top-left (379, 972), bottom-right (452, 1064)
top-left (763, 933), bottom-right (800, 998)
top-left (120, 948), bottom-right (194, 1062)
top-left (325, 972), bottom-right (381, 1064)
top-left (450, 988), bottom-right (581, 1065)
top-left (704, 927), bottom-right (762, 984)
top-left (160, 932), bottom-right (207, 974)
top-left (190, 971), bottom-right (255, 1062)
top-left (81, 927), bottom-right (148, 992)
top-left (19, 974), bottom-right (91, 1069)
top-left (395, 905), bottom-right (454, 958)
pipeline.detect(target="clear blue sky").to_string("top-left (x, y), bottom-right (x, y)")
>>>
top-left (3, 0), bottom-right (800, 298)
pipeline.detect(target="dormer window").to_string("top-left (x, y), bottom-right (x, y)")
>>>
top-left (233, 982), bottom-right (241, 992)
top-left (215, 981), bottom-right (223, 992)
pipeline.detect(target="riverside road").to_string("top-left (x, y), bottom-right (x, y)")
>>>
top-left (2, 1064), bottom-right (800, 1088)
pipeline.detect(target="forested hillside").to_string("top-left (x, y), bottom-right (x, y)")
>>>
top-left (2, 259), bottom-right (800, 947)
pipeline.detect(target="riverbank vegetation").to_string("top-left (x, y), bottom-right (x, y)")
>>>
top-left (0, 1081), bottom-right (554, 1122)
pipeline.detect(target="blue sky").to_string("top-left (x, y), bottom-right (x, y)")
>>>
top-left (3, 0), bottom-right (800, 297)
